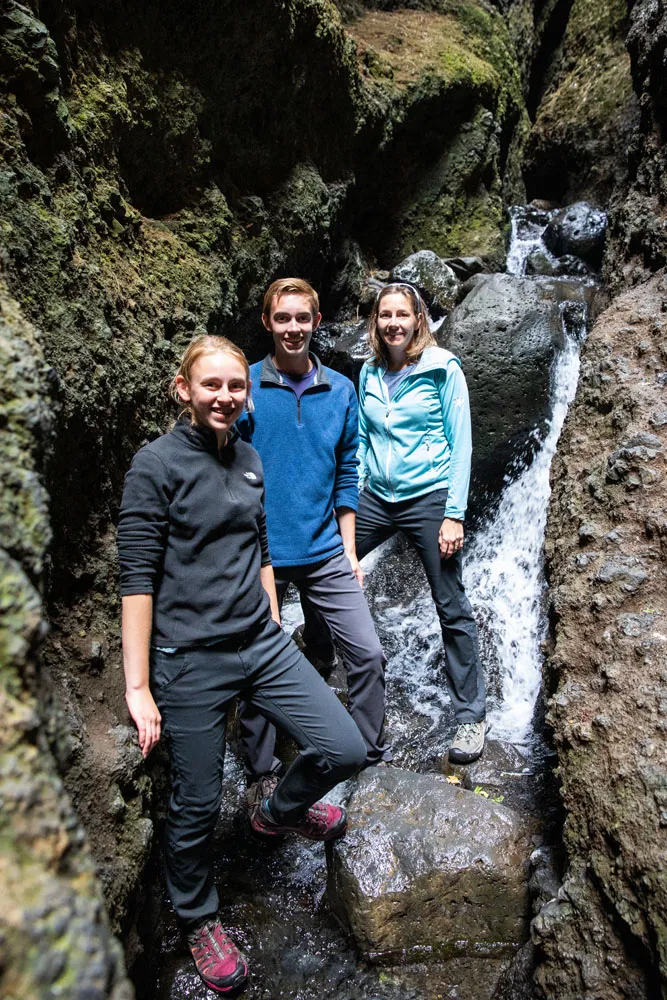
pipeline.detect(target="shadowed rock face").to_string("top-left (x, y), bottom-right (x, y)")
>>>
top-left (328, 768), bottom-right (533, 982)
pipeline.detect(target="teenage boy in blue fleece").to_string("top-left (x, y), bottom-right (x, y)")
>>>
top-left (239, 278), bottom-right (392, 803)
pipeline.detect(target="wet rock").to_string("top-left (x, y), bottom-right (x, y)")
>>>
top-left (328, 767), bottom-right (532, 964)
top-left (525, 249), bottom-right (558, 276)
top-left (443, 256), bottom-right (485, 282)
top-left (544, 202), bottom-right (607, 268)
top-left (313, 320), bottom-right (369, 384)
top-left (391, 250), bottom-right (459, 318)
top-left (441, 274), bottom-right (568, 501)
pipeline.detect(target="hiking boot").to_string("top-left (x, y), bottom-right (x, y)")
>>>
top-left (448, 721), bottom-right (485, 765)
top-left (245, 772), bottom-right (281, 819)
top-left (250, 797), bottom-right (347, 842)
top-left (186, 918), bottom-right (248, 993)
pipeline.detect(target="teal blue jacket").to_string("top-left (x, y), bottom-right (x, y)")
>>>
top-left (357, 346), bottom-right (472, 520)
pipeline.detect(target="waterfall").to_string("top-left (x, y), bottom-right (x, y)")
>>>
top-left (282, 208), bottom-right (591, 760)
top-left (464, 301), bottom-right (586, 741)
top-left (505, 204), bottom-right (556, 276)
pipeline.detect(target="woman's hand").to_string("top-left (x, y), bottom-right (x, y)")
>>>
top-left (125, 685), bottom-right (162, 758)
top-left (438, 517), bottom-right (464, 559)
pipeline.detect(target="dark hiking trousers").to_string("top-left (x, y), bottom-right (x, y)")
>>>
top-left (356, 487), bottom-right (486, 723)
top-left (239, 551), bottom-right (392, 775)
top-left (151, 616), bottom-right (366, 929)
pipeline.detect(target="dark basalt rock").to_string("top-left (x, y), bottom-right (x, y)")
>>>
top-left (391, 250), bottom-right (459, 318)
top-left (328, 767), bottom-right (533, 974)
top-left (543, 202), bottom-right (607, 268)
top-left (313, 320), bottom-right (369, 384)
top-left (441, 274), bottom-right (568, 505)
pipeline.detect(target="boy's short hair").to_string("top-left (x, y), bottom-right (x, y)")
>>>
top-left (262, 278), bottom-right (320, 319)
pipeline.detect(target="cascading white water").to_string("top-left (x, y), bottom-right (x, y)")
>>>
top-left (506, 204), bottom-right (556, 276)
top-left (284, 209), bottom-right (591, 757)
top-left (464, 302), bottom-right (585, 742)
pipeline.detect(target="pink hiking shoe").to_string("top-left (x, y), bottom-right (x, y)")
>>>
top-left (250, 797), bottom-right (347, 842)
top-left (187, 918), bottom-right (248, 993)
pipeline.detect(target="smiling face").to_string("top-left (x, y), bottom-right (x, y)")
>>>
top-left (175, 351), bottom-right (249, 445)
top-left (376, 291), bottom-right (420, 366)
top-left (262, 292), bottom-right (321, 372)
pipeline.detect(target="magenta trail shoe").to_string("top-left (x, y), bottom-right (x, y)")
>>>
top-left (250, 797), bottom-right (347, 841)
top-left (187, 918), bottom-right (248, 993)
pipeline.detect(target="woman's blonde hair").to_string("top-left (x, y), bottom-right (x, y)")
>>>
top-left (169, 335), bottom-right (254, 415)
top-left (367, 283), bottom-right (436, 367)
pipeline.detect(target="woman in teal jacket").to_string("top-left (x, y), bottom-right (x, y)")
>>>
top-left (357, 282), bottom-right (487, 764)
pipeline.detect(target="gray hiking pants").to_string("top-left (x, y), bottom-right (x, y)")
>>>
top-left (152, 615), bottom-right (366, 928)
top-left (239, 550), bottom-right (391, 775)
top-left (356, 487), bottom-right (486, 723)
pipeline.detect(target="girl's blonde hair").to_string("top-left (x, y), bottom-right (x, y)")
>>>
top-left (367, 283), bottom-right (436, 367)
top-left (169, 335), bottom-right (254, 415)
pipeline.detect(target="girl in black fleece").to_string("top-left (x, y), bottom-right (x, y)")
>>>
top-left (118, 335), bottom-right (365, 994)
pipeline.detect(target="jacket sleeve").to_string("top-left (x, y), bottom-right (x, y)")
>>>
top-left (117, 448), bottom-right (171, 595)
top-left (437, 361), bottom-right (472, 520)
top-left (357, 364), bottom-right (369, 490)
top-left (334, 381), bottom-right (361, 511)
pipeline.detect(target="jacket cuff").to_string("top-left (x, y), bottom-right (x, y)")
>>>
top-left (334, 489), bottom-right (359, 512)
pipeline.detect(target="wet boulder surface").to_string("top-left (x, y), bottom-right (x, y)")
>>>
top-left (543, 201), bottom-right (607, 268)
top-left (391, 250), bottom-right (459, 318)
top-left (441, 274), bottom-right (592, 503)
top-left (328, 768), bottom-right (533, 972)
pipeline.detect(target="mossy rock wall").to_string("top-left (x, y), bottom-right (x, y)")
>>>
top-left (523, 0), bottom-right (637, 204)
top-left (342, 1), bottom-right (529, 267)
top-left (0, 0), bottom-right (534, 992)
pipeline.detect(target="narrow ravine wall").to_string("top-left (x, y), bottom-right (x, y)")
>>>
top-left (0, 0), bottom-right (530, 992)
top-left (539, 1), bottom-right (667, 995)
top-left (2, 0), bottom-right (666, 996)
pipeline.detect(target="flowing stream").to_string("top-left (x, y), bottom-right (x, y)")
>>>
top-left (154, 208), bottom-right (593, 1000)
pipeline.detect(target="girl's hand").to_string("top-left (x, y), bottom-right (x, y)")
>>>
top-left (438, 517), bottom-right (464, 559)
top-left (125, 686), bottom-right (162, 758)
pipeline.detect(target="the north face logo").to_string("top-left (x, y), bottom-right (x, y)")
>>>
top-left (244, 472), bottom-right (257, 480)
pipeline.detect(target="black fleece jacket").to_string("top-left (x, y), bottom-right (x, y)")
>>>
top-left (118, 418), bottom-right (271, 647)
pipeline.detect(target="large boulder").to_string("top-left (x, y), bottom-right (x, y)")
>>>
top-left (391, 250), bottom-right (459, 318)
top-left (440, 273), bottom-right (594, 505)
top-left (327, 767), bottom-right (533, 965)
top-left (543, 202), bottom-right (607, 268)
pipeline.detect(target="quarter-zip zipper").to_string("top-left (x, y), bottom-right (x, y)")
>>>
top-left (380, 374), bottom-right (396, 501)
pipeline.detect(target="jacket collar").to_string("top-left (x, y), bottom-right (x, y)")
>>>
top-left (259, 352), bottom-right (330, 388)
top-left (172, 415), bottom-right (240, 454)
top-left (373, 346), bottom-right (461, 377)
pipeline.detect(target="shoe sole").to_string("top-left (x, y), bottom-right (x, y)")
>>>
top-left (448, 748), bottom-right (483, 765)
top-left (202, 958), bottom-right (248, 994)
top-left (250, 818), bottom-right (347, 842)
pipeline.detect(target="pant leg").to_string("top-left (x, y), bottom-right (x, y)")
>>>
top-left (300, 591), bottom-right (335, 659)
top-left (152, 645), bottom-right (239, 928)
top-left (237, 578), bottom-right (290, 779)
top-left (294, 551), bottom-right (392, 765)
top-left (355, 487), bottom-right (400, 560)
top-left (240, 619), bottom-right (367, 821)
top-left (393, 489), bottom-right (486, 723)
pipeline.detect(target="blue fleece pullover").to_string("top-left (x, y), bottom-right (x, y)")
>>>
top-left (238, 353), bottom-right (359, 567)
